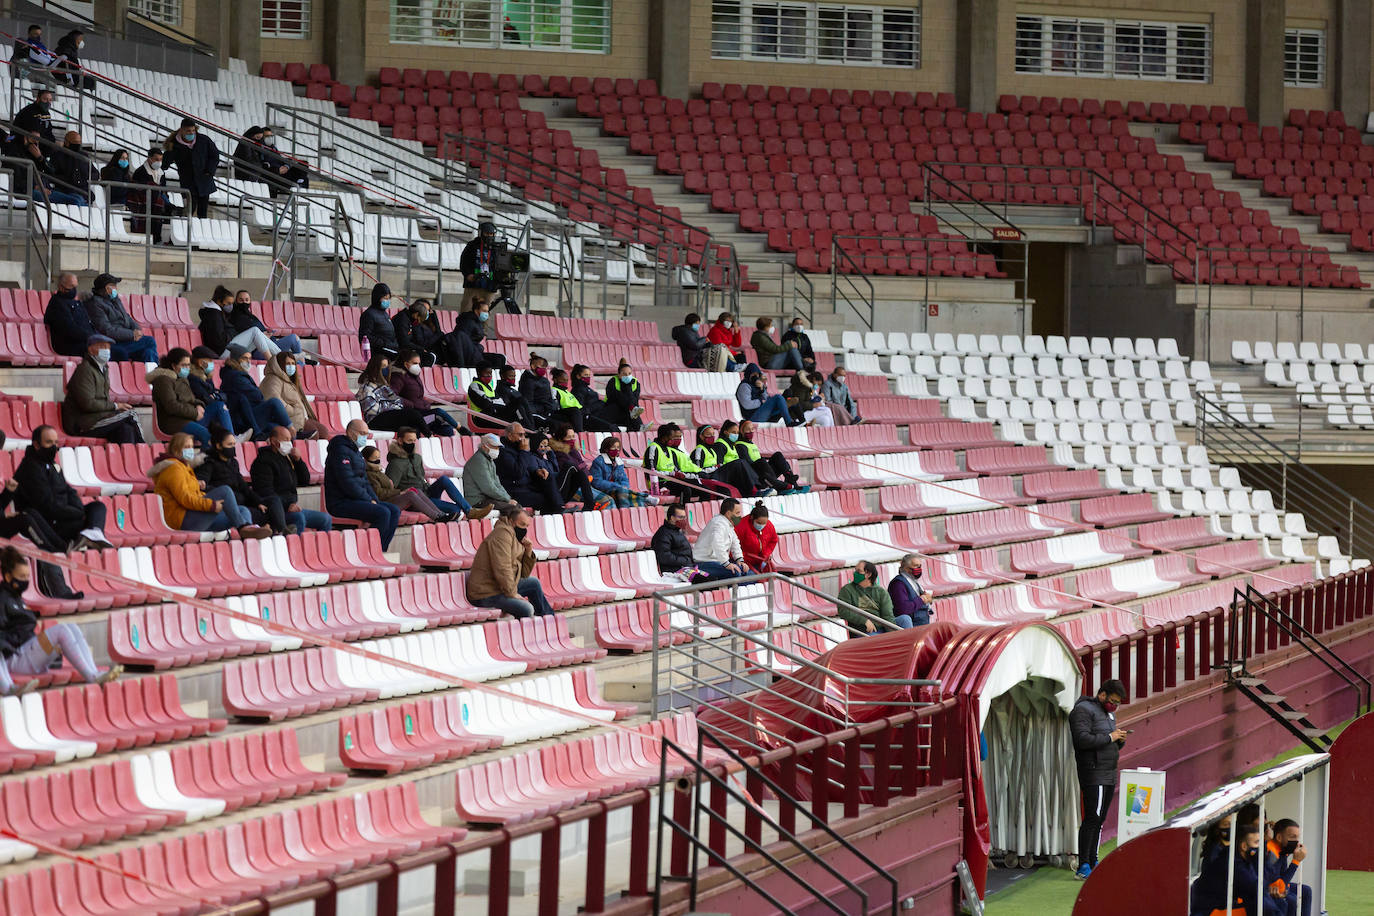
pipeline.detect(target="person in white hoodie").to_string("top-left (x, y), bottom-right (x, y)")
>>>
top-left (692, 497), bottom-right (749, 580)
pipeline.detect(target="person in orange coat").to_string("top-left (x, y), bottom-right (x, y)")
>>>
top-left (706, 311), bottom-right (744, 362)
top-left (734, 501), bottom-right (778, 572)
top-left (148, 432), bottom-right (270, 538)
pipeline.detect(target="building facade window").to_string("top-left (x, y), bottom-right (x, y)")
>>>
top-left (262, 0), bottom-right (311, 38)
top-left (390, 0), bottom-right (611, 53)
top-left (1015, 14), bottom-right (1210, 83)
top-left (128, 0), bottom-right (182, 26)
top-left (1284, 28), bottom-right (1325, 88)
top-left (711, 1), bottom-right (920, 68)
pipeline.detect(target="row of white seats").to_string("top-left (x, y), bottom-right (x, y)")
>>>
top-left (1234, 340), bottom-right (1374, 365)
top-left (950, 396), bottom-right (1199, 427)
top-left (904, 375), bottom-right (1195, 407)
top-left (841, 331), bottom-right (1182, 361)
top-left (1296, 383), bottom-right (1374, 408)
top-left (874, 353), bottom-right (1209, 384)
top-left (1263, 360), bottom-right (1374, 388)
top-left (999, 419), bottom-right (1183, 449)
top-left (1327, 405), bottom-right (1374, 428)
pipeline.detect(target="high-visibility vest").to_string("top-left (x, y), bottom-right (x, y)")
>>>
top-left (647, 443), bottom-right (701, 474)
top-left (736, 439), bottom-right (762, 463)
top-left (468, 378), bottom-right (496, 413)
top-left (554, 387), bottom-right (582, 410)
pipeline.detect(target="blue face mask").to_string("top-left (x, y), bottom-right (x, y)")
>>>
top-left (94, 348), bottom-right (111, 363)
top-left (692, 323), bottom-right (701, 333)
top-left (354, 433), bottom-right (368, 448)
top-left (727, 433), bottom-right (738, 442)
top-left (202, 361), bottom-right (215, 375)
top-left (478, 310), bottom-right (489, 322)
top-left (379, 299), bottom-right (391, 309)
top-left (108, 288), bottom-right (118, 299)
top-left (285, 363), bottom-right (296, 377)
top-left (178, 366), bottom-right (190, 378)
top-left (117, 158), bottom-right (129, 168)
top-left (180, 447), bottom-right (195, 461)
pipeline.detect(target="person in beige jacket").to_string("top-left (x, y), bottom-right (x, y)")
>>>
top-left (258, 351), bottom-right (328, 440)
top-left (464, 506), bottom-right (554, 618)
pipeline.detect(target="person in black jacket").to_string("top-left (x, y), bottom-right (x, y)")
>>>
top-left (219, 343), bottom-right (292, 440)
top-left (100, 148), bottom-right (133, 206)
top-left (1069, 679), bottom-right (1129, 878)
top-left (358, 282), bottom-right (399, 357)
top-left (459, 221), bottom-right (500, 310)
top-left (444, 294), bottom-right (491, 367)
top-left (128, 146), bottom-right (175, 242)
top-left (85, 272), bottom-right (157, 362)
top-left (232, 126), bottom-right (267, 180)
top-left (196, 428), bottom-right (280, 532)
top-left (11, 425), bottom-right (112, 550)
top-left (671, 313), bottom-right (710, 368)
top-left (53, 30), bottom-right (94, 89)
top-left (49, 131), bottom-right (96, 204)
top-left (391, 297), bottom-right (439, 366)
top-left (517, 355), bottom-right (556, 428)
top-left (43, 272), bottom-right (96, 358)
top-left (166, 117), bottom-right (218, 218)
top-left (602, 360), bottom-right (644, 431)
top-left (231, 289), bottom-right (300, 355)
top-left (324, 420), bottom-right (400, 548)
top-left (10, 88), bottom-right (56, 148)
top-left (495, 423), bottom-right (563, 514)
top-left (250, 426), bottom-right (332, 534)
top-left (257, 126), bottom-right (309, 197)
top-left (0, 546), bottom-right (117, 696)
top-left (780, 316), bottom-right (817, 371)
top-left (651, 504), bottom-right (696, 574)
top-left (569, 364), bottom-right (618, 432)
top-left (187, 345), bottom-right (237, 435)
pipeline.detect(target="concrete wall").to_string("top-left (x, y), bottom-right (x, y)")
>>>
top-left (1069, 243), bottom-right (1192, 352)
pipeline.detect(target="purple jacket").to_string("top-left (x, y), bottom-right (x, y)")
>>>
top-left (388, 369), bottom-right (431, 412)
top-left (888, 574), bottom-right (931, 624)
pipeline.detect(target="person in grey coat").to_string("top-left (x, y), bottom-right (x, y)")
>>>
top-left (462, 433), bottom-right (519, 513)
top-left (84, 272), bottom-right (157, 362)
top-left (1069, 679), bottom-right (1129, 878)
top-left (821, 366), bottom-right (861, 425)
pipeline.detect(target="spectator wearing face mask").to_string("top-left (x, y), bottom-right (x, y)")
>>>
top-left (12, 130), bottom-right (79, 204)
top-left (590, 436), bottom-right (654, 507)
top-left (468, 365), bottom-right (522, 433)
top-left (0, 547), bottom-right (119, 697)
top-left (85, 273), bottom-right (158, 362)
top-left (358, 283), bottom-right (400, 358)
top-left (361, 445), bottom-right (457, 522)
top-left (53, 30), bottom-right (93, 89)
top-left (467, 507), bottom-right (555, 618)
top-left (11, 88), bottom-right (56, 148)
top-left (231, 289), bottom-right (301, 355)
top-left (652, 504), bottom-right (698, 576)
top-left (43, 271), bottom-right (96, 358)
top-left (517, 355), bottom-right (557, 427)
top-left (1266, 820), bottom-right (1312, 916)
top-left (888, 554), bottom-right (934, 625)
top-left (692, 498), bottom-right (750, 581)
top-left (821, 367), bottom-right (861, 425)
top-left (220, 343), bottom-right (293, 441)
top-left (233, 126), bottom-right (268, 180)
top-left (643, 423), bottom-right (709, 503)
top-left (707, 312), bottom-right (744, 363)
top-left (392, 298), bottom-right (440, 367)
top-left (751, 317), bottom-right (804, 371)
top-left (389, 349), bottom-right (457, 436)
top-left (567, 364), bottom-right (618, 432)
top-left (11, 425), bottom-right (111, 551)
top-left (62, 334), bottom-right (143, 444)
top-left (603, 360), bottom-right (644, 431)
top-left (672, 312), bottom-right (711, 369)
top-left (445, 293), bottom-right (492, 368)
top-left (250, 426), bottom-right (332, 533)
top-left (736, 365), bottom-right (801, 427)
top-left (187, 345), bottom-right (234, 436)
top-left (150, 433), bottom-right (270, 538)
top-left (688, 424), bottom-right (750, 498)
top-left (496, 424), bottom-right (564, 514)
top-left (200, 285), bottom-right (279, 359)
top-left (463, 433), bottom-right (519, 514)
top-left (838, 561), bottom-right (903, 637)
top-left (1070, 679), bottom-right (1129, 879)
top-left (149, 347), bottom-right (230, 445)
top-left (547, 422), bottom-right (601, 510)
top-left (357, 353), bottom-right (428, 433)
top-left (548, 367), bottom-right (588, 434)
top-left (720, 419), bottom-right (805, 495)
top-left (197, 429), bottom-right (284, 533)
top-left (100, 148), bottom-right (133, 206)
top-left (325, 420), bottom-right (401, 548)
top-left (779, 317), bottom-right (816, 370)
top-left (256, 127), bottom-right (309, 197)
top-left (166, 117), bottom-right (218, 218)
top-left (128, 147), bottom-right (175, 242)
top-left (386, 426), bottom-right (481, 519)
top-left (11, 27), bottom-right (56, 85)
top-left (735, 502), bottom-right (778, 573)
top-left (260, 351), bottom-right (328, 440)
top-left (49, 130), bottom-right (96, 204)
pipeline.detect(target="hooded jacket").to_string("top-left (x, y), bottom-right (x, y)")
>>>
top-left (168, 130), bottom-right (219, 197)
top-left (149, 454), bottom-right (213, 528)
top-left (259, 356), bottom-right (315, 429)
top-left (392, 308), bottom-right (442, 355)
top-left (44, 288), bottom-right (96, 357)
top-left (466, 517), bottom-right (535, 601)
top-left (62, 353), bottom-right (118, 434)
top-left (148, 365), bottom-right (201, 434)
top-left (323, 434), bottom-right (377, 508)
top-left (228, 302), bottom-right (269, 338)
top-left (84, 289), bottom-right (140, 342)
top-left (358, 286), bottom-right (399, 354)
top-left (517, 369), bottom-right (556, 417)
top-left (1069, 694), bottom-right (1122, 786)
top-left (386, 438), bottom-right (428, 491)
top-left (197, 302), bottom-right (233, 354)
top-left (0, 585), bottom-right (38, 660)
top-left (671, 323), bottom-right (709, 368)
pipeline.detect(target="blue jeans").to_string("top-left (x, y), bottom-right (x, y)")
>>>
top-left (285, 508), bottom-right (332, 533)
top-left (473, 577), bottom-right (554, 619)
top-left (36, 187), bottom-right (86, 206)
top-left (180, 484), bottom-right (251, 531)
top-left (747, 394), bottom-right (792, 424)
top-left (427, 477), bottom-right (471, 514)
top-left (329, 497), bottom-right (400, 549)
top-left (694, 561), bottom-right (744, 583)
top-left (272, 334), bottom-right (301, 354)
top-left (427, 406), bottom-right (458, 437)
top-left (766, 349), bottom-right (804, 371)
top-left (248, 398), bottom-right (292, 438)
top-left (110, 336), bottom-right (158, 363)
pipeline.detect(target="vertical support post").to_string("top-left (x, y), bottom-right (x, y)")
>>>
top-left (433, 850), bottom-right (457, 916)
top-left (629, 797), bottom-right (650, 896)
top-left (538, 823), bottom-right (560, 916)
top-left (584, 810), bottom-right (607, 912)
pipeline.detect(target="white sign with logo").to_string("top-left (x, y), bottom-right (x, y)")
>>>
top-left (1118, 767), bottom-right (1166, 844)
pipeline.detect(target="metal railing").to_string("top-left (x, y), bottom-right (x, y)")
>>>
top-left (830, 240), bottom-right (876, 330)
top-left (655, 729), bottom-right (900, 916)
top-left (1195, 393), bottom-right (1374, 559)
top-left (649, 573), bottom-right (939, 752)
top-left (0, 157), bottom-right (50, 286)
top-left (788, 260), bottom-right (815, 325)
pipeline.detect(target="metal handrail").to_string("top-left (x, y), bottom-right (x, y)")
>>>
top-left (829, 240), bottom-right (875, 329)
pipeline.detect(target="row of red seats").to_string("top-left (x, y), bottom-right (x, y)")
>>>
top-left (1206, 138), bottom-right (1374, 167)
top-left (1184, 120), bottom-right (1363, 148)
top-left (999, 94), bottom-right (1249, 124)
top-left (704, 83), bottom-right (955, 109)
top-left (794, 246), bottom-right (1001, 279)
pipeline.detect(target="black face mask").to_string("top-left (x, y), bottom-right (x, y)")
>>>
top-left (401, 442), bottom-right (415, 454)
top-left (219, 446), bottom-right (236, 459)
top-left (35, 444), bottom-right (58, 463)
top-left (1283, 839), bottom-right (1299, 856)
top-left (512, 525), bottom-right (528, 542)
top-left (4, 577), bottom-right (26, 597)
top-left (36, 103), bottom-right (50, 115)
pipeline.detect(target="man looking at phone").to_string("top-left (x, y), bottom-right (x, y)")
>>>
top-left (1070, 678), bottom-right (1129, 878)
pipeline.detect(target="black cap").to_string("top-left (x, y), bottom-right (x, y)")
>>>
top-left (478, 220), bottom-right (496, 235)
top-left (191, 345), bottom-right (217, 361)
top-left (180, 116), bottom-right (198, 129)
top-left (92, 272), bottom-right (120, 290)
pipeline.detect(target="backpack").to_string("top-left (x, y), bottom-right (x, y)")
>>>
top-left (701, 343), bottom-right (733, 373)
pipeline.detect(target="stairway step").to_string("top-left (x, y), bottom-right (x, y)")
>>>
top-left (1234, 676), bottom-right (1266, 687)
top-left (1278, 709), bottom-right (1308, 720)
top-left (1299, 727), bottom-right (1329, 739)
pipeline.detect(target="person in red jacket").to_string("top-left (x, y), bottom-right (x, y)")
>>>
top-left (734, 501), bottom-right (778, 572)
top-left (706, 311), bottom-right (744, 363)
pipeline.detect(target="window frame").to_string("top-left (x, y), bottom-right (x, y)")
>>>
top-left (261, 0), bottom-right (312, 39)
top-left (389, 0), bottom-right (612, 54)
top-left (1283, 28), bottom-right (1326, 89)
top-left (1015, 13), bottom-right (1211, 84)
top-left (128, 0), bottom-right (183, 27)
top-left (711, 1), bottom-right (921, 69)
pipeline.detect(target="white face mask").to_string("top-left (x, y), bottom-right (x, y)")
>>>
top-left (407, 364), bottom-right (421, 376)
top-left (77, 39), bottom-right (85, 49)
top-left (723, 319), bottom-right (732, 328)
top-left (277, 440), bottom-right (293, 455)
top-left (484, 447), bottom-right (500, 459)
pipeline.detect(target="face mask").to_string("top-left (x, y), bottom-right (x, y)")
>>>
top-left (379, 299), bottom-right (391, 309)
top-left (263, 136), bottom-right (276, 147)
top-left (78, 39), bottom-right (85, 49)
top-left (277, 440), bottom-right (293, 455)
top-left (117, 158), bottom-right (129, 168)
top-left (201, 361), bottom-right (215, 375)
top-left (741, 431), bottom-right (754, 442)
top-left (606, 448), bottom-right (621, 458)
top-left (407, 364), bottom-right (421, 376)
top-left (180, 447), bottom-right (196, 461)
top-left (753, 521), bottom-right (766, 532)
top-left (692, 323), bottom-right (701, 333)
top-left (36, 444), bottom-right (57, 463)
top-left (95, 348), bottom-right (111, 363)
top-left (478, 311), bottom-right (489, 322)
top-left (148, 160), bottom-right (162, 174)
top-left (108, 288), bottom-right (118, 299)
top-left (353, 434), bottom-right (368, 448)
top-left (668, 437), bottom-right (683, 448)
top-left (620, 373), bottom-right (633, 383)
top-left (285, 363), bottom-right (297, 377)
top-left (726, 433), bottom-right (738, 443)
top-left (1103, 699), bottom-right (1119, 713)
top-left (792, 325), bottom-right (803, 333)
top-left (700, 432), bottom-right (715, 444)
top-left (484, 447), bottom-right (500, 459)
top-left (4, 577), bottom-right (26, 597)
top-left (178, 366), bottom-right (190, 378)
top-left (402, 441), bottom-right (415, 454)
top-left (763, 326), bottom-right (773, 336)
top-left (219, 446), bottom-right (236, 459)
top-left (182, 131), bottom-right (197, 142)
top-left (852, 570), bottom-right (867, 585)
top-left (512, 525), bottom-right (528, 542)
top-left (533, 366), bottom-right (548, 378)
top-left (836, 376), bottom-right (846, 385)
top-left (723, 319), bottom-right (733, 328)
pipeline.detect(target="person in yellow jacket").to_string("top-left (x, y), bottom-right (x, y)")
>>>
top-left (147, 432), bottom-right (270, 537)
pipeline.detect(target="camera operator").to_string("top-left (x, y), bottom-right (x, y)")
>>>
top-left (461, 221), bottom-right (502, 310)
